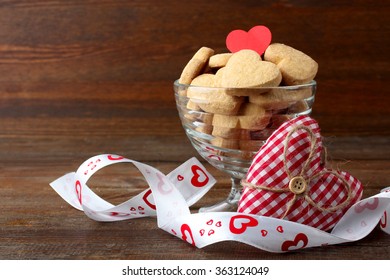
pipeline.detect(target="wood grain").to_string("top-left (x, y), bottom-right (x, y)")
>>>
top-left (0, 0), bottom-right (389, 259)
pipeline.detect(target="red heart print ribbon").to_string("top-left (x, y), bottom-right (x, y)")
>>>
top-left (51, 153), bottom-right (389, 252)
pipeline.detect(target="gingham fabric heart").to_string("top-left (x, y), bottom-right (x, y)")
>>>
top-left (238, 116), bottom-right (363, 231)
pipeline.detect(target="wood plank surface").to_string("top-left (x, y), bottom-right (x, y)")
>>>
top-left (0, 0), bottom-right (389, 260)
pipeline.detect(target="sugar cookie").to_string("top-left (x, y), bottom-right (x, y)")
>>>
top-left (287, 100), bottom-right (310, 114)
top-left (187, 73), bottom-right (244, 115)
top-left (186, 99), bottom-right (201, 110)
top-left (211, 114), bottom-right (240, 139)
top-left (195, 124), bottom-right (213, 135)
top-left (212, 114), bottom-right (240, 129)
top-left (179, 47), bottom-right (215, 85)
top-left (264, 43), bottom-right (318, 85)
top-left (220, 49), bottom-right (282, 92)
top-left (249, 87), bottom-right (312, 110)
top-left (212, 126), bottom-right (241, 139)
top-left (212, 103), bottom-right (271, 131)
top-left (239, 140), bottom-right (263, 152)
top-left (211, 137), bottom-right (239, 149)
top-left (208, 53), bottom-right (233, 68)
top-left (238, 103), bottom-right (271, 130)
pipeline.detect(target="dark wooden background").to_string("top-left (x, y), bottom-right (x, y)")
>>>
top-left (0, 0), bottom-right (389, 259)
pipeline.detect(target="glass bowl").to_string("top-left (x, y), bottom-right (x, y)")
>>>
top-left (174, 80), bottom-right (316, 212)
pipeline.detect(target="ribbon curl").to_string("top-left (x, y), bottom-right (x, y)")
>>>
top-left (50, 154), bottom-right (390, 253)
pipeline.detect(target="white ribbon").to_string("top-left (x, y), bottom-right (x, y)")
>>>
top-left (50, 154), bottom-right (390, 253)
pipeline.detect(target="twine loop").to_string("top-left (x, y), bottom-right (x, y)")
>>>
top-left (241, 125), bottom-right (353, 219)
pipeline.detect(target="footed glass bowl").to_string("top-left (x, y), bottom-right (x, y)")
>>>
top-left (174, 80), bottom-right (316, 212)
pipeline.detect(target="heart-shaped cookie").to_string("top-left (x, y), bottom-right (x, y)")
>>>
top-left (238, 116), bottom-right (363, 231)
top-left (186, 73), bottom-right (244, 115)
top-left (264, 43), bottom-right (318, 85)
top-left (226, 25), bottom-right (272, 55)
top-left (220, 49), bottom-right (282, 93)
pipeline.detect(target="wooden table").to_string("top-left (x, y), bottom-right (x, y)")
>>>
top-left (0, 0), bottom-right (389, 260)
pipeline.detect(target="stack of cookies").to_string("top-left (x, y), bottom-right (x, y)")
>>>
top-left (178, 43), bottom-right (318, 152)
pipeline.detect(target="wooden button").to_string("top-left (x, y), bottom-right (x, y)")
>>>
top-left (288, 176), bottom-right (307, 194)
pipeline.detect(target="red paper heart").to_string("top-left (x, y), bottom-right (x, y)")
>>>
top-left (226, 25), bottom-right (272, 55)
top-left (238, 116), bottom-right (363, 231)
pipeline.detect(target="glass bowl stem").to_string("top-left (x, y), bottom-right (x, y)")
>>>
top-left (199, 177), bottom-right (242, 212)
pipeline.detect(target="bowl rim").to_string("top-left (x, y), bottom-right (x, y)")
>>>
top-left (174, 79), bottom-right (316, 91)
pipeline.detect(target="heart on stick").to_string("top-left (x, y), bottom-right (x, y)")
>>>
top-left (238, 116), bottom-right (363, 231)
top-left (226, 25), bottom-right (272, 55)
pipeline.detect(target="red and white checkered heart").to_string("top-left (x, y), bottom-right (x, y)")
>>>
top-left (238, 116), bottom-right (363, 231)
